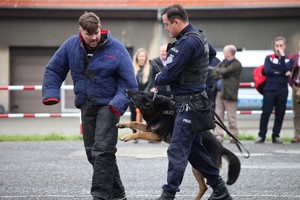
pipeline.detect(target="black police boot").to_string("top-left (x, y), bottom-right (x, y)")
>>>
top-left (208, 176), bottom-right (232, 200)
top-left (110, 191), bottom-right (127, 200)
top-left (156, 190), bottom-right (176, 200)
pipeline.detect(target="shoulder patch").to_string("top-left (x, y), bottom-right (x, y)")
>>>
top-left (183, 118), bottom-right (191, 124)
top-left (166, 54), bottom-right (174, 64)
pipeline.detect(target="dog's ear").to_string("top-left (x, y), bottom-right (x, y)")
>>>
top-left (141, 97), bottom-right (151, 106)
top-left (136, 95), bottom-right (154, 111)
top-left (126, 89), bottom-right (138, 98)
top-left (146, 92), bottom-right (155, 100)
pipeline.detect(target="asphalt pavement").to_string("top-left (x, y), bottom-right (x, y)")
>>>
top-left (1, 139), bottom-right (300, 200)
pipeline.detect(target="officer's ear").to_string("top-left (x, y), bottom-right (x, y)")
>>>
top-left (173, 18), bottom-right (180, 26)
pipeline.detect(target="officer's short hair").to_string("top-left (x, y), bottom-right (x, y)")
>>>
top-left (79, 12), bottom-right (101, 34)
top-left (161, 4), bottom-right (188, 23)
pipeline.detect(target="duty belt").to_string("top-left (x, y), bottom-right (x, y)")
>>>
top-left (173, 91), bottom-right (205, 103)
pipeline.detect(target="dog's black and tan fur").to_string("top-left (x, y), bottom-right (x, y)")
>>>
top-left (117, 90), bottom-right (241, 200)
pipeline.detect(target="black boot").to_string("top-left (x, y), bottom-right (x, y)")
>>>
top-left (208, 176), bottom-right (232, 200)
top-left (156, 190), bottom-right (176, 200)
top-left (110, 192), bottom-right (127, 200)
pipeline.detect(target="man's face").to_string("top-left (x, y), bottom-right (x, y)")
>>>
top-left (274, 40), bottom-right (286, 54)
top-left (162, 14), bottom-right (178, 38)
top-left (80, 27), bottom-right (101, 49)
top-left (160, 46), bottom-right (167, 61)
top-left (223, 46), bottom-right (233, 60)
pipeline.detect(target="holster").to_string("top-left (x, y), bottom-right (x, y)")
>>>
top-left (174, 92), bottom-right (215, 132)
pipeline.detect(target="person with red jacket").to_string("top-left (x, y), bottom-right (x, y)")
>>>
top-left (255, 36), bottom-right (293, 144)
top-left (289, 39), bottom-right (300, 143)
top-left (42, 12), bottom-right (137, 200)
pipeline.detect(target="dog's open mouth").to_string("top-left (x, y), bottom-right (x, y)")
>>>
top-left (126, 89), bottom-right (154, 112)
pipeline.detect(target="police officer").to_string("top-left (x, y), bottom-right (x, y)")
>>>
top-left (155, 4), bottom-right (232, 200)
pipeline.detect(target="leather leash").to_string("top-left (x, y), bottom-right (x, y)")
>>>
top-left (212, 107), bottom-right (250, 158)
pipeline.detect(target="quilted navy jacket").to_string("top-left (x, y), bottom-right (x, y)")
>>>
top-left (42, 30), bottom-right (138, 115)
top-left (263, 54), bottom-right (293, 92)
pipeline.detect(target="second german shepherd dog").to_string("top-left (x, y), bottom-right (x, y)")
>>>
top-left (117, 90), bottom-right (241, 200)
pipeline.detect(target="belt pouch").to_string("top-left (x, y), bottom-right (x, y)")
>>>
top-left (188, 96), bottom-right (215, 132)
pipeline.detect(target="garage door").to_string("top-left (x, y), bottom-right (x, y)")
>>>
top-left (10, 47), bottom-right (75, 113)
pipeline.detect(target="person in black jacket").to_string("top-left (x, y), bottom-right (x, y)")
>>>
top-left (206, 56), bottom-right (221, 106)
top-left (130, 48), bottom-right (151, 143)
top-left (149, 44), bottom-right (171, 97)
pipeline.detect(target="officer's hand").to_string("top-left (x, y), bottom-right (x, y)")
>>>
top-left (150, 87), bottom-right (157, 93)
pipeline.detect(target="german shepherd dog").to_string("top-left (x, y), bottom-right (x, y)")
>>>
top-left (116, 90), bottom-right (241, 200)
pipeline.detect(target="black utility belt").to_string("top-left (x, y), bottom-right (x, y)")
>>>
top-left (173, 92), bottom-right (205, 103)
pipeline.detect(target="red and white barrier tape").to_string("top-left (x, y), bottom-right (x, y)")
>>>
top-left (239, 82), bottom-right (255, 88)
top-left (0, 110), bottom-right (292, 119)
top-left (0, 84), bottom-right (292, 116)
top-left (0, 112), bottom-right (83, 134)
top-left (0, 85), bottom-right (73, 90)
top-left (0, 113), bottom-right (80, 118)
top-left (0, 83), bottom-right (255, 91)
top-left (236, 110), bottom-right (292, 114)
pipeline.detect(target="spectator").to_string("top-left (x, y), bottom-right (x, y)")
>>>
top-left (255, 36), bottom-right (293, 144)
top-left (211, 45), bottom-right (242, 143)
top-left (155, 4), bottom-right (232, 200)
top-left (130, 48), bottom-right (151, 143)
top-left (206, 56), bottom-right (221, 107)
top-left (289, 39), bottom-right (300, 143)
top-left (42, 12), bottom-right (137, 200)
top-left (149, 44), bottom-right (172, 97)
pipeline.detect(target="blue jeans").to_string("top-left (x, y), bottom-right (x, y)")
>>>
top-left (81, 104), bottom-right (125, 199)
top-left (162, 102), bottom-right (219, 193)
top-left (258, 89), bottom-right (288, 139)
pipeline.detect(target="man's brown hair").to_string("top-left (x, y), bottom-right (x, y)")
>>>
top-left (161, 4), bottom-right (188, 23)
top-left (78, 12), bottom-right (100, 34)
top-left (274, 36), bottom-right (286, 44)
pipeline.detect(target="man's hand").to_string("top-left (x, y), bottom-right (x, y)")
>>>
top-left (43, 98), bottom-right (59, 105)
top-left (276, 49), bottom-right (285, 57)
top-left (150, 87), bottom-right (157, 93)
top-left (109, 105), bottom-right (121, 117)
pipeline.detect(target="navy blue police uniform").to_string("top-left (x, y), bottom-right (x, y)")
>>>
top-left (155, 23), bottom-right (220, 193)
